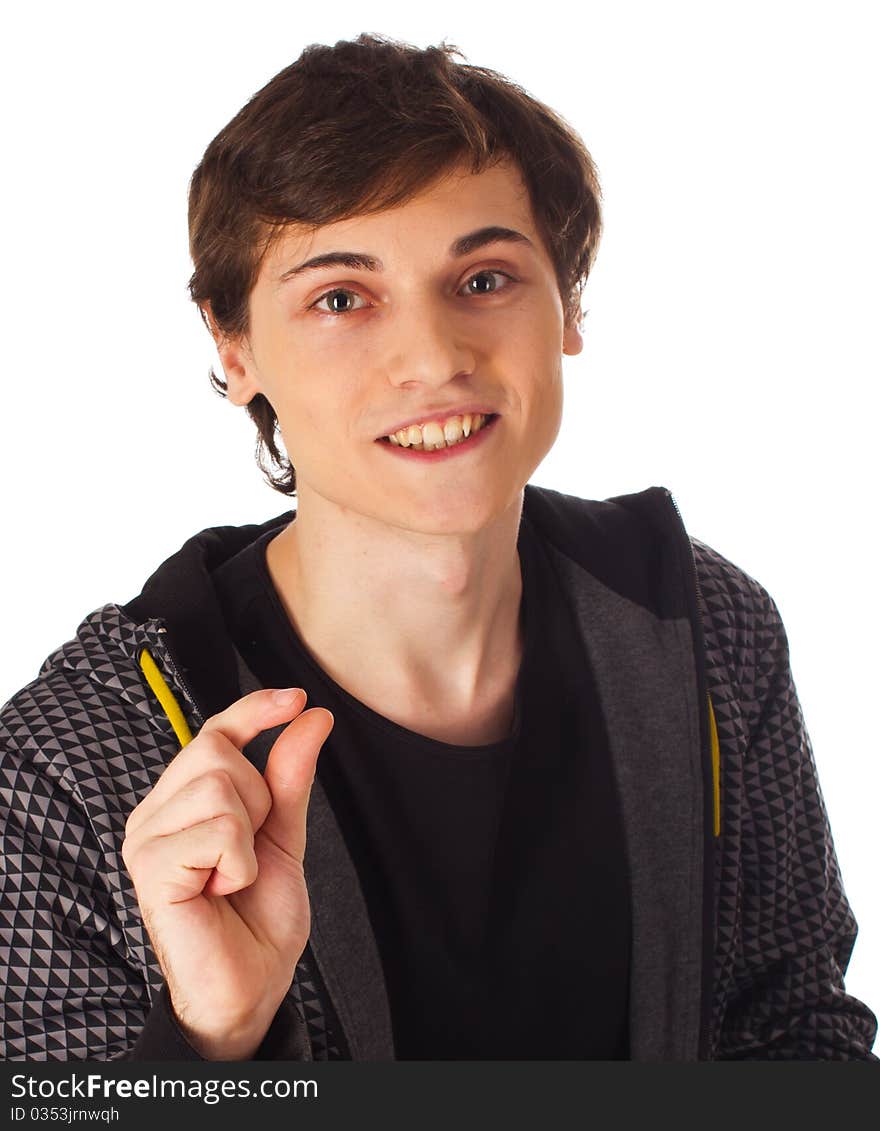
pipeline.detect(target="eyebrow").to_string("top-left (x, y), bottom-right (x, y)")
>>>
top-left (277, 225), bottom-right (534, 283)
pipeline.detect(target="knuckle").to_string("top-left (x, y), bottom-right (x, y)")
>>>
top-left (255, 789), bottom-right (273, 827)
top-left (122, 836), bottom-right (153, 885)
top-left (212, 810), bottom-right (248, 841)
top-left (192, 729), bottom-right (231, 762)
top-left (237, 849), bottom-right (259, 886)
top-left (195, 768), bottom-right (238, 806)
top-left (123, 807), bottom-right (140, 839)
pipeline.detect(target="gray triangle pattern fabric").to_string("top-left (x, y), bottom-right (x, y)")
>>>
top-left (1, 619), bottom-right (166, 1059)
top-left (692, 537), bottom-right (876, 1058)
top-left (1, 537), bottom-right (876, 1060)
top-left (0, 605), bottom-right (349, 1061)
top-left (287, 947), bottom-right (345, 1061)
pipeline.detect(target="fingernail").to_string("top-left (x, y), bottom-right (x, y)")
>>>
top-left (273, 687), bottom-right (304, 706)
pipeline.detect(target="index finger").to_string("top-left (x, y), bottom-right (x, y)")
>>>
top-left (200, 687), bottom-right (309, 750)
top-left (126, 687), bottom-right (309, 834)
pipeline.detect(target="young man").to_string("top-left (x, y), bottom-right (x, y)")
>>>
top-left (1, 34), bottom-right (876, 1062)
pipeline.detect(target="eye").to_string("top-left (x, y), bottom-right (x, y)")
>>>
top-left (312, 288), bottom-right (369, 316)
top-left (460, 270), bottom-right (515, 297)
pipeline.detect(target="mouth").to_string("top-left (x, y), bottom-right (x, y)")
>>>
top-left (376, 413), bottom-right (501, 460)
top-left (377, 412), bottom-right (500, 449)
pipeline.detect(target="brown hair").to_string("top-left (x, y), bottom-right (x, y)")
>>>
top-left (188, 32), bottom-right (603, 495)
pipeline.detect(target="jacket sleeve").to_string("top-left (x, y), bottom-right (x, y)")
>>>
top-left (0, 675), bottom-right (311, 1062)
top-left (0, 702), bottom-right (151, 1060)
top-left (123, 983), bottom-right (311, 1061)
top-left (713, 581), bottom-right (878, 1060)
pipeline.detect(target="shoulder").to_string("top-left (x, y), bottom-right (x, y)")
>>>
top-left (2, 508), bottom-right (291, 764)
top-left (690, 536), bottom-right (791, 697)
top-left (523, 481), bottom-right (784, 635)
top-left (522, 482), bottom-right (684, 612)
top-left (1, 602), bottom-right (183, 829)
top-left (522, 482), bottom-right (791, 697)
top-left (691, 535), bottom-right (779, 626)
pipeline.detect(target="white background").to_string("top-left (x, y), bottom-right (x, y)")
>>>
top-left (1, 1), bottom-right (876, 1050)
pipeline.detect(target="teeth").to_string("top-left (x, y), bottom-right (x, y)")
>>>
top-left (387, 413), bottom-right (490, 451)
top-left (421, 421), bottom-right (445, 449)
top-left (443, 418), bottom-right (463, 445)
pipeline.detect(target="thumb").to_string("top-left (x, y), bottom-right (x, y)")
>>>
top-left (259, 707), bottom-right (334, 862)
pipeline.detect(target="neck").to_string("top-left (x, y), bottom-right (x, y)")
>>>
top-left (264, 486), bottom-right (525, 735)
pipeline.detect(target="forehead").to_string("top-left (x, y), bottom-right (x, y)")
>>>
top-left (261, 158), bottom-right (544, 277)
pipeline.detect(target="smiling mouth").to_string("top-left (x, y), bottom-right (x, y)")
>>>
top-left (377, 413), bottom-right (499, 452)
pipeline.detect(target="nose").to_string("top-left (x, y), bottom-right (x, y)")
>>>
top-left (381, 294), bottom-right (476, 390)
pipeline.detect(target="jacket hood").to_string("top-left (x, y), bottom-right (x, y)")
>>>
top-left (121, 510), bottom-right (294, 720)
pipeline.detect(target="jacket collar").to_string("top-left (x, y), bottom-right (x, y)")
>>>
top-left (122, 511), bottom-right (293, 719)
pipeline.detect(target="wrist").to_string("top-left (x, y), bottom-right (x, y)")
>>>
top-left (168, 994), bottom-right (279, 1061)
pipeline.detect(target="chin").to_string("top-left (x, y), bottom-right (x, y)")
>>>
top-left (387, 487), bottom-right (522, 539)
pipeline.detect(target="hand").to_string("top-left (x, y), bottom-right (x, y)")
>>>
top-left (121, 687), bottom-right (334, 1059)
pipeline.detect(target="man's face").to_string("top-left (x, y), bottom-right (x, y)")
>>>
top-left (219, 157), bottom-right (583, 536)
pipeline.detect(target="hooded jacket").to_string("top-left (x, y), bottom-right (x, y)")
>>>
top-left (1, 483), bottom-right (876, 1061)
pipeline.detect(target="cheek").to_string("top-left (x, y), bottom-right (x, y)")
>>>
top-left (500, 299), bottom-right (563, 360)
top-left (539, 370), bottom-right (565, 433)
top-left (274, 400), bottom-right (325, 452)
top-left (535, 361), bottom-right (565, 439)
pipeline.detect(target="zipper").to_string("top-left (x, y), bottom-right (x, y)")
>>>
top-left (666, 489), bottom-right (706, 616)
top-left (662, 487), bottom-right (716, 1061)
top-left (155, 624), bottom-right (205, 729)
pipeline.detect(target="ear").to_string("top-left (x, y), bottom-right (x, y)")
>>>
top-left (562, 313), bottom-right (584, 357)
top-left (200, 302), bottom-right (263, 406)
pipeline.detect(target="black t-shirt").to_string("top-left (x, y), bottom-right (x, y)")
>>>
top-left (212, 511), bottom-right (631, 1059)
